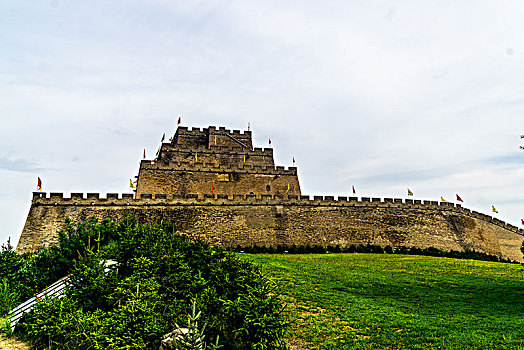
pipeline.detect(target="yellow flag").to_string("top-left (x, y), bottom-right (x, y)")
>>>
top-left (214, 136), bottom-right (217, 146)
top-left (492, 205), bottom-right (498, 213)
top-left (156, 147), bottom-right (160, 156)
top-left (440, 197), bottom-right (447, 203)
top-left (129, 179), bottom-right (136, 189)
top-left (286, 184), bottom-right (290, 193)
top-left (407, 188), bottom-right (413, 196)
top-left (243, 155), bottom-right (246, 164)
top-left (195, 153), bottom-right (198, 162)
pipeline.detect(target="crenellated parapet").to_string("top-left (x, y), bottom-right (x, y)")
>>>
top-left (174, 126), bottom-right (253, 150)
top-left (138, 161), bottom-right (297, 176)
top-left (28, 192), bottom-right (523, 235)
top-left (158, 144), bottom-right (269, 153)
top-left (150, 144), bottom-right (275, 169)
top-left (176, 126), bottom-right (252, 137)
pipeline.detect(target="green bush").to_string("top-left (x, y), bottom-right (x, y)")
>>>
top-left (14, 218), bottom-right (288, 350)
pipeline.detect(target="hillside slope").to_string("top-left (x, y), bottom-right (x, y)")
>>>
top-left (243, 254), bottom-right (524, 349)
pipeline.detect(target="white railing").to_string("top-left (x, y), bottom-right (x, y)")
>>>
top-left (7, 275), bottom-right (71, 331)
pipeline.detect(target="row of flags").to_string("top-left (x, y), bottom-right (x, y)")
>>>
top-left (352, 185), bottom-right (501, 214)
top-left (33, 175), bottom-right (516, 223)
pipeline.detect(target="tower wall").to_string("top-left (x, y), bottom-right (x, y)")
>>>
top-left (137, 126), bottom-right (292, 197)
top-left (136, 167), bottom-right (300, 198)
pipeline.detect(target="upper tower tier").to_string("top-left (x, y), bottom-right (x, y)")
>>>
top-left (135, 126), bottom-right (301, 198)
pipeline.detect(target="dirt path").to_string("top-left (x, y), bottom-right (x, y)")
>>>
top-left (0, 335), bottom-right (30, 350)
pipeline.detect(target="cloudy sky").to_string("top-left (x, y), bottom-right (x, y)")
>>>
top-left (1, 1), bottom-right (523, 247)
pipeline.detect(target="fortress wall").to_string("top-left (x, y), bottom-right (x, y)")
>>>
top-left (174, 127), bottom-right (208, 148)
top-left (158, 146), bottom-right (275, 167)
top-left (139, 161), bottom-right (296, 175)
top-left (174, 126), bottom-right (254, 150)
top-left (136, 169), bottom-right (301, 197)
top-left (208, 127), bottom-right (253, 149)
top-left (17, 193), bottom-right (524, 262)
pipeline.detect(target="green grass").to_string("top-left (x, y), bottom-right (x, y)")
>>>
top-left (241, 253), bottom-right (524, 349)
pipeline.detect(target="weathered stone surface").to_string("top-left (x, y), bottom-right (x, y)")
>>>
top-left (136, 126), bottom-right (301, 197)
top-left (17, 193), bottom-right (524, 262)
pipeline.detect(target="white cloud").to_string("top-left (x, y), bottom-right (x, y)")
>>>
top-left (1, 1), bottom-right (524, 245)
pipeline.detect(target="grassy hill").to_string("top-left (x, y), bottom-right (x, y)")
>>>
top-left (241, 253), bottom-right (524, 349)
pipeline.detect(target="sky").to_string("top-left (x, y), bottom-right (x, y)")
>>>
top-left (1, 1), bottom-right (524, 247)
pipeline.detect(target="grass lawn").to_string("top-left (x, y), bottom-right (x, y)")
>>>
top-left (241, 253), bottom-right (524, 350)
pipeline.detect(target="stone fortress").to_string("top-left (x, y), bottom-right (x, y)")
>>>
top-left (16, 125), bottom-right (524, 262)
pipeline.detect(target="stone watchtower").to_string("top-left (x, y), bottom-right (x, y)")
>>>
top-left (135, 126), bottom-right (301, 198)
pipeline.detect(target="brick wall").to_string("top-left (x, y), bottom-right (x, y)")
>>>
top-left (16, 193), bottom-right (524, 262)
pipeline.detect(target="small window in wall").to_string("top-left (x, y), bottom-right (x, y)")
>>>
top-left (266, 185), bottom-right (271, 192)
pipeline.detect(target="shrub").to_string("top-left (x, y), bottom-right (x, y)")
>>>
top-left (15, 218), bottom-right (288, 350)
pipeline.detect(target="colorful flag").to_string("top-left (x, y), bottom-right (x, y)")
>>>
top-left (352, 185), bottom-right (356, 195)
top-left (129, 179), bottom-right (136, 189)
top-left (456, 194), bottom-right (463, 202)
top-left (161, 133), bottom-right (165, 142)
top-left (440, 197), bottom-right (447, 203)
top-left (492, 205), bottom-right (498, 213)
top-left (268, 138), bottom-right (271, 145)
top-left (177, 117), bottom-right (181, 125)
top-left (212, 182), bottom-right (215, 195)
top-left (407, 188), bottom-right (413, 196)
top-left (37, 177), bottom-right (42, 192)
top-left (143, 149), bottom-right (146, 159)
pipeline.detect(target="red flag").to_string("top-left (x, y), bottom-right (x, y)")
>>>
top-left (169, 137), bottom-right (173, 142)
top-left (143, 149), bottom-right (146, 159)
top-left (268, 138), bottom-right (271, 145)
top-left (161, 133), bottom-right (165, 142)
top-left (352, 185), bottom-right (356, 194)
top-left (456, 194), bottom-right (463, 202)
top-left (37, 177), bottom-right (42, 192)
top-left (521, 219), bottom-right (524, 225)
top-left (212, 182), bottom-right (215, 195)
top-left (177, 117), bottom-right (181, 125)
top-left (133, 179), bottom-right (138, 184)
top-left (152, 158), bottom-right (157, 163)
